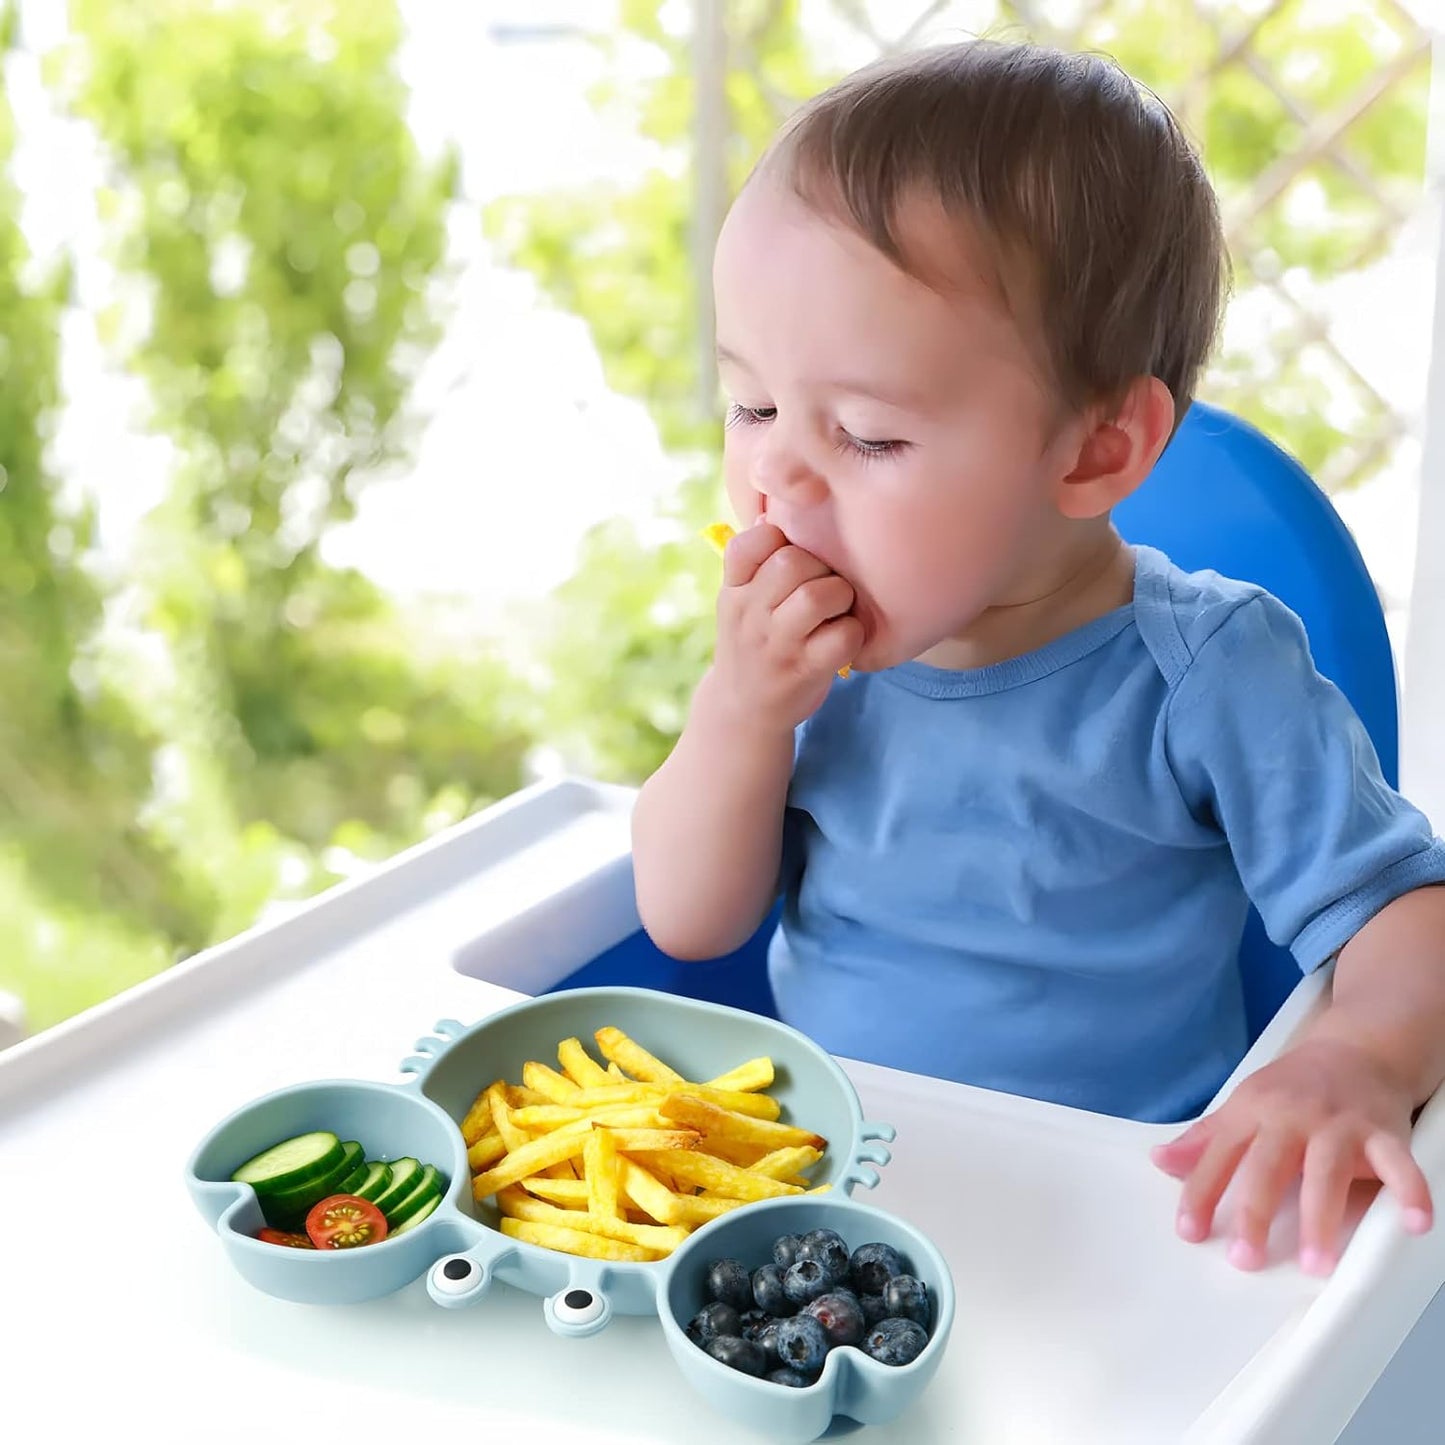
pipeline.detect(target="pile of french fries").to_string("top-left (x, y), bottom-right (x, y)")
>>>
top-left (464, 1025), bottom-right (830, 1262)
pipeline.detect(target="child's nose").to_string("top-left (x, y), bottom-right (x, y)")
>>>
top-left (751, 428), bottom-right (828, 508)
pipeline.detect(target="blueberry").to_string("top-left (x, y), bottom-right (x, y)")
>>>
top-left (802, 1289), bottom-right (865, 1347)
top-left (705, 1334), bottom-right (767, 1376)
top-left (782, 1257), bottom-right (831, 1307)
top-left (755, 1317), bottom-right (784, 1365)
top-left (863, 1316), bottom-right (928, 1367)
top-left (706, 1257), bottom-right (754, 1312)
top-left (772, 1233), bottom-right (803, 1271)
top-left (849, 1241), bottom-right (906, 1295)
top-left (797, 1228), bottom-right (850, 1286)
top-left (859, 1292), bottom-right (890, 1329)
top-left (773, 1312), bottom-right (830, 1374)
top-left (751, 1262), bottom-right (795, 1316)
top-left (738, 1307), bottom-right (770, 1340)
top-left (882, 1274), bottom-right (931, 1329)
top-left (767, 1367), bottom-right (816, 1388)
top-left (686, 1300), bottom-right (742, 1346)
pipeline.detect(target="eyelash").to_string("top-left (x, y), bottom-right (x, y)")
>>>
top-left (724, 404), bottom-right (906, 462)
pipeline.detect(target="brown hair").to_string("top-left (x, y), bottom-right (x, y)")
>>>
top-left (764, 40), bottom-right (1229, 425)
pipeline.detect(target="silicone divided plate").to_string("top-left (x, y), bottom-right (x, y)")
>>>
top-left (186, 986), bottom-right (951, 1439)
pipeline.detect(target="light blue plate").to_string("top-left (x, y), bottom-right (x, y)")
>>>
top-left (186, 986), bottom-right (950, 1439)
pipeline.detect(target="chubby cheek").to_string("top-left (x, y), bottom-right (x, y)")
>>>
top-left (855, 497), bottom-right (1027, 656)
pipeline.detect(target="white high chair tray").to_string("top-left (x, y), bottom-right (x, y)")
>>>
top-left (2, 778), bottom-right (1441, 1444)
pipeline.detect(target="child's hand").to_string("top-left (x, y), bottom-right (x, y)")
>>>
top-left (710, 522), bottom-right (862, 733)
top-left (1151, 1038), bottom-right (1432, 1275)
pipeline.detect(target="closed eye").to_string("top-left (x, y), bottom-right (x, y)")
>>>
top-left (838, 431), bottom-right (907, 462)
top-left (726, 404), bottom-right (776, 428)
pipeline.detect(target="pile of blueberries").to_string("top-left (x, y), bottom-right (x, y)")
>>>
top-left (684, 1227), bottom-right (932, 1387)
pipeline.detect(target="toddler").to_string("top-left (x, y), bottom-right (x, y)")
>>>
top-left (631, 40), bottom-right (1445, 1275)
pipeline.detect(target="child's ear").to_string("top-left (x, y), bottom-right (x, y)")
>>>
top-left (1054, 376), bottom-right (1175, 520)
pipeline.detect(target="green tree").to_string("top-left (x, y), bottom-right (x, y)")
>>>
top-left (0, 0), bottom-right (188, 1026)
top-left (491, 0), bottom-right (1428, 783)
top-left (2, 0), bottom-right (537, 1032)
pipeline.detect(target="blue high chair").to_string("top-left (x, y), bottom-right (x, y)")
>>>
top-left (549, 401), bottom-right (1400, 1054)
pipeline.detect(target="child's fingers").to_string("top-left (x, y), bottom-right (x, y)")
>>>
top-left (1363, 1131), bottom-right (1433, 1235)
top-left (1150, 1120), bottom-right (1212, 1180)
top-left (772, 574), bottom-right (854, 640)
top-left (1175, 1124), bottom-right (1254, 1243)
top-left (1226, 1128), bottom-right (1306, 1270)
top-left (745, 538), bottom-right (834, 608)
top-left (1297, 1128), bottom-right (1356, 1275)
top-left (721, 522), bottom-right (790, 587)
top-left (803, 614), bottom-right (863, 676)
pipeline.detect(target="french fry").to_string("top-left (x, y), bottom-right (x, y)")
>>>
top-left (592, 1216), bottom-right (690, 1253)
top-left (471, 1120), bottom-right (591, 1199)
top-left (594, 1026), bottom-right (685, 1085)
top-left (504, 1083), bottom-right (551, 1109)
top-left (702, 521), bottom-right (736, 555)
top-left (749, 1145), bottom-right (824, 1180)
top-left (522, 1060), bottom-right (580, 1103)
top-left (467, 1130), bottom-right (506, 1172)
top-left (488, 1084), bottom-right (532, 1154)
top-left (660, 1092), bottom-right (825, 1151)
top-left (499, 1186), bottom-right (691, 1255)
top-left (510, 1100), bottom-right (670, 1132)
top-left (558, 1036), bottom-right (611, 1089)
top-left (499, 1215), bottom-right (656, 1263)
top-left (584, 1127), bottom-right (622, 1221)
top-left (520, 1175), bottom-right (590, 1206)
top-left (602, 1127), bottom-right (702, 1153)
top-left (694, 1132), bottom-right (771, 1168)
top-left (588, 1105), bottom-right (671, 1130)
top-left (673, 1193), bottom-right (748, 1226)
top-left (705, 1057), bottom-right (775, 1092)
top-left (631, 1149), bottom-right (804, 1200)
top-left (569, 1083), bottom-right (657, 1107)
top-left (683, 1085), bottom-right (782, 1121)
top-left (619, 1158), bottom-right (685, 1226)
top-left (511, 1104), bottom-right (588, 1130)
top-left (606, 1061), bottom-right (628, 1080)
top-left (460, 1084), bottom-right (501, 1145)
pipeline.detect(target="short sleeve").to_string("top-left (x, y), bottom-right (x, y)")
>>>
top-left (1164, 592), bottom-right (1445, 970)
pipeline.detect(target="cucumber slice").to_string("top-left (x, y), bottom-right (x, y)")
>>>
top-left (390, 1194), bottom-right (441, 1236)
top-left (385, 1164), bottom-right (446, 1228)
top-left (231, 1131), bottom-right (342, 1197)
top-left (352, 1162), bottom-right (392, 1203)
top-left (336, 1161), bottom-right (370, 1197)
top-left (261, 1140), bottom-right (365, 1229)
top-left (370, 1158), bottom-right (422, 1218)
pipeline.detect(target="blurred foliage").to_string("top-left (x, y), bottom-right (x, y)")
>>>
top-left (1024, 0), bottom-right (1430, 484)
top-left (2, 0), bottom-right (534, 1032)
top-left (489, 0), bottom-right (1429, 784)
top-left (487, 0), bottom-right (828, 781)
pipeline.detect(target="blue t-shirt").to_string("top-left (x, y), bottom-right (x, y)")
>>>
top-left (769, 544), bottom-right (1445, 1123)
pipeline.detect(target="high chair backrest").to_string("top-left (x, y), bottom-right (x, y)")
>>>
top-left (1113, 401), bottom-right (1401, 1040)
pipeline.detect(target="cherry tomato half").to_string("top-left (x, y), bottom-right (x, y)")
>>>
top-left (257, 1228), bottom-right (316, 1249)
top-left (305, 1193), bottom-right (389, 1249)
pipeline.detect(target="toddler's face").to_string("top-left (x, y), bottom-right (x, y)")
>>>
top-left (714, 178), bottom-right (1082, 671)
